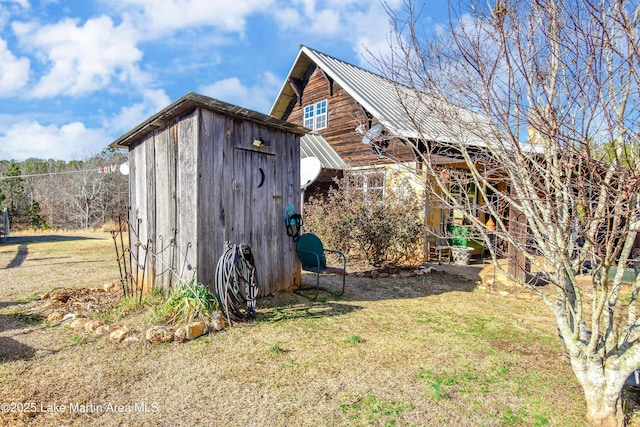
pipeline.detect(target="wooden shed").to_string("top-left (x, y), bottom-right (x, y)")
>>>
top-left (109, 92), bottom-right (307, 296)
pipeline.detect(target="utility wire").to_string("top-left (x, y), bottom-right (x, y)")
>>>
top-left (0, 166), bottom-right (124, 180)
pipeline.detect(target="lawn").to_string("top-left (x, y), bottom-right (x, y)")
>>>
top-left (0, 231), bottom-right (586, 426)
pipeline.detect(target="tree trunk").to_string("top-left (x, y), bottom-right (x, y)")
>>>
top-left (584, 389), bottom-right (624, 427)
top-left (572, 359), bottom-right (627, 427)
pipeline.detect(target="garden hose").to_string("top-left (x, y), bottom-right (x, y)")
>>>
top-left (214, 242), bottom-right (259, 325)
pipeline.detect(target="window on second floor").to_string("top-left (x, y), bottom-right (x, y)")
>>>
top-left (303, 100), bottom-right (328, 131)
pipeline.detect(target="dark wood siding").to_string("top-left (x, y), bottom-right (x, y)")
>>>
top-left (287, 68), bottom-right (414, 167)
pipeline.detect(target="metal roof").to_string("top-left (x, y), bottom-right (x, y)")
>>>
top-left (111, 92), bottom-right (308, 149)
top-left (300, 132), bottom-right (348, 170)
top-left (270, 46), bottom-right (496, 146)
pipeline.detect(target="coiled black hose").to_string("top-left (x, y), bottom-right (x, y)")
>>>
top-left (214, 243), bottom-right (258, 324)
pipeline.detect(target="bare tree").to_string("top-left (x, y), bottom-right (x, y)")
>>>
top-left (35, 160), bottom-right (70, 229)
top-left (378, 0), bottom-right (640, 425)
top-left (0, 152), bottom-right (128, 230)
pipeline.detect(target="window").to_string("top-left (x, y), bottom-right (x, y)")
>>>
top-left (303, 100), bottom-right (328, 130)
top-left (450, 179), bottom-right (478, 219)
top-left (348, 169), bottom-right (385, 199)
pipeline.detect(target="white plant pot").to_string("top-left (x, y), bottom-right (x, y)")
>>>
top-left (451, 246), bottom-right (473, 265)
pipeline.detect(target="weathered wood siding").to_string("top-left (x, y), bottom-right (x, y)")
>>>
top-left (129, 106), bottom-right (301, 296)
top-left (128, 132), bottom-right (156, 290)
top-left (196, 108), bottom-right (225, 292)
top-left (287, 67), bottom-right (414, 166)
top-left (153, 125), bottom-right (176, 290)
top-left (197, 109), bottom-right (301, 296)
top-left (174, 113), bottom-right (199, 286)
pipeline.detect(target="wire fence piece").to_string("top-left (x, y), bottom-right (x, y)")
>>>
top-left (110, 214), bottom-right (150, 302)
top-left (153, 230), bottom-right (197, 288)
top-left (111, 216), bottom-right (259, 323)
top-left (111, 212), bottom-right (198, 300)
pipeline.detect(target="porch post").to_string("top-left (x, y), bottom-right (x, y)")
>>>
top-left (507, 187), bottom-right (528, 282)
top-left (422, 185), bottom-right (431, 263)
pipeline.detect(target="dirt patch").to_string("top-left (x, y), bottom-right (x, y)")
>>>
top-left (33, 286), bottom-right (123, 318)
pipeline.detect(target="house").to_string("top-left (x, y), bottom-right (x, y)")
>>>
top-left (109, 92), bottom-right (308, 295)
top-left (269, 46), bottom-right (502, 259)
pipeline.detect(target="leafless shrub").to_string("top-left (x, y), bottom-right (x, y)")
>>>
top-left (304, 174), bottom-right (424, 267)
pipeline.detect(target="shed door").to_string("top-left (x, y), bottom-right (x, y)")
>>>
top-left (231, 148), bottom-right (276, 256)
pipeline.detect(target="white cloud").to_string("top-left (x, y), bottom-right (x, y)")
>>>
top-left (198, 72), bottom-right (281, 114)
top-left (0, 120), bottom-right (111, 161)
top-left (0, 38), bottom-right (29, 95)
top-left (0, 0), bottom-right (30, 31)
top-left (271, 7), bottom-right (299, 26)
top-left (349, 7), bottom-right (396, 67)
top-left (270, 0), bottom-right (395, 63)
top-left (308, 8), bottom-right (341, 35)
top-left (13, 15), bottom-right (143, 98)
top-left (106, 88), bottom-right (171, 134)
top-left (0, 89), bottom-right (171, 161)
top-left (0, 0), bottom-right (30, 9)
top-left (103, 0), bottom-right (275, 40)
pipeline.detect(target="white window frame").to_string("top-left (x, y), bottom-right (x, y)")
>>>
top-left (449, 177), bottom-right (478, 219)
top-left (349, 168), bottom-right (386, 199)
top-left (303, 100), bottom-right (328, 131)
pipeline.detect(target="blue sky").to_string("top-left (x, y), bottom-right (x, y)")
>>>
top-left (0, 0), bottom-right (450, 161)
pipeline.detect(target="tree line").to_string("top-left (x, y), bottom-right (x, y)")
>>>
top-left (0, 149), bottom-right (129, 230)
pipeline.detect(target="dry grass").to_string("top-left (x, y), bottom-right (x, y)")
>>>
top-left (0, 231), bottom-right (117, 301)
top-left (0, 231), bottom-right (587, 426)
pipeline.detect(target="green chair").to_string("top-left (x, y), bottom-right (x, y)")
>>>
top-left (295, 233), bottom-right (347, 300)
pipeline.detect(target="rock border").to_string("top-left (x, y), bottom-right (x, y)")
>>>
top-left (38, 284), bottom-right (228, 345)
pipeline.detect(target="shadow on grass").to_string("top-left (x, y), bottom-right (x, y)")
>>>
top-left (256, 293), bottom-right (363, 322)
top-left (0, 301), bottom-right (25, 310)
top-left (2, 234), bottom-right (98, 245)
top-left (0, 310), bottom-right (43, 333)
top-left (5, 244), bottom-right (28, 268)
top-left (257, 265), bottom-right (481, 321)
top-left (296, 268), bottom-right (479, 303)
top-left (0, 311), bottom-right (38, 363)
top-left (0, 336), bottom-right (36, 363)
top-left (1, 234), bottom-right (99, 269)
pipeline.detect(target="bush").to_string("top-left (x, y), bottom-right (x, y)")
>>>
top-left (304, 174), bottom-right (424, 267)
top-left (303, 179), bottom-right (359, 254)
top-left (29, 201), bottom-right (50, 230)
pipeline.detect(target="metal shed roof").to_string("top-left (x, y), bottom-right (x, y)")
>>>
top-left (300, 132), bottom-right (348, 170)
top-left (270, 46), bottom-right (496, 146)
top-left (110, 92), bottom-right (309, 149)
